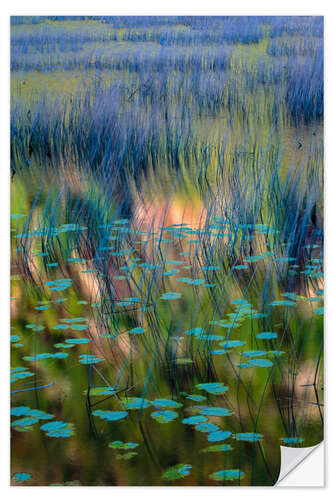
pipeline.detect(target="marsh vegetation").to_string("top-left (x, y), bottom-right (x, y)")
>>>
top-left (10, 16), bottom-right (323, 486)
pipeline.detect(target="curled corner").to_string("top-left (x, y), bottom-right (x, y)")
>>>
top-left (276, 441), bottom-right (324, 487)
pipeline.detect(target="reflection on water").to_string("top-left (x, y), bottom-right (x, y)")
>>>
top-left (10, 16), bottom-right (323, 486)
top-left (11, 200), bottom-right (323, 485)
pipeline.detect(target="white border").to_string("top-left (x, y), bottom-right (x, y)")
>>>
top-left (1, 1), bottom-right (331, 498)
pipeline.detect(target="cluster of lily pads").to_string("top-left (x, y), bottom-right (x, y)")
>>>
top-left (10, 178), bottom-right (322, 487)
top-left (11, 405), bottom-right (74, 438)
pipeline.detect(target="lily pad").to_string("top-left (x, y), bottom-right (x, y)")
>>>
top-left (196, 383), bottom-right (228, 395)
top-left (161, 292), bottom-right (182, 300)
top-left (151, 399), bottom-right (182, 409)
top-left (129, 327), bottom-right (145, 335)
top-left (65, 338), bottom-right (91, 344)
top-left (79, 355), bottom-right (104, 364)
top-left (13, 472), bottom-right (31, 482)
top-left (209, 469), bottom-right (244, 481)
top-left (249, 359), bottom-right (273, 367)
top-left (108, 441), bottom-right (139, 450)
top-left (270, 300), bottom-right (296, 307)
top-left (211, 349), bottom-right (230, 355)
top-left (256, 332), bottom-right (277, 340)
top-left (182, 416), bottom-right (207, 425)
top-left (92, 410), bottom-right (128, 421)
top-left (151, 410), bottom-right (178, 423)
top-left (162, 464), bottom-right (192, 481)
top-left (201, 444), bottom-right (233, 453)
top-left (234, 432), bottom-right (263, 442)
top-left (242, 350), bottom-right (267, 358)
top-left (281, 437), bottom-right (304, 444)
top-left (185, 395), bottom-right (206, 402)
top-left (199, 407), bottom-right (233, 417)
top-left (122, 397), bottom-right (150, 410)
top-left (40, 421), bottom-right (74, 438)
top-left (219, 340), bottom-right (245, 348)
top-left (185, 328), bottom-right (205, 336)
top-left (195, 422), bottom-right (219, 433)
top-left (207, 430), bottom-right (232, 442)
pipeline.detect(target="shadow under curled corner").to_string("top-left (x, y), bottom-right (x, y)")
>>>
top-left (275, 441), bottom-right (324, 487)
